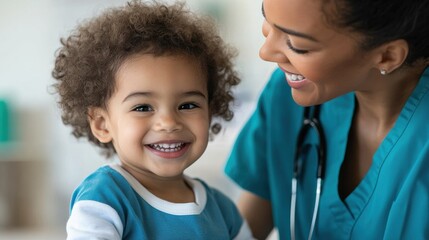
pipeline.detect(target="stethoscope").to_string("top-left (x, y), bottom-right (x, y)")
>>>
top-left (290, 105), bottom-right (326, 240)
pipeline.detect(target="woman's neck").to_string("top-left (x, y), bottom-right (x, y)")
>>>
top-left (339, 64), bottom-right (426, 199)
top-left (354, 64), bottom-right (425, 131)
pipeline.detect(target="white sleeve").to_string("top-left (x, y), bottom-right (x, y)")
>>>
top-left (66, 200), bottom-right (124, 240)
top-left (233, 220), bottom-right (256, 240)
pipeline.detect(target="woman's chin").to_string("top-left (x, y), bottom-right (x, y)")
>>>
top-left (291, 91), bottom-right (316, 107)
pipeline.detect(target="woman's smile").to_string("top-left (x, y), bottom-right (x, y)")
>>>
top-left (279, 66), bottom-right (308, 89)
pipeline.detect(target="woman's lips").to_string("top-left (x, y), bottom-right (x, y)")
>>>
top-left (278, 67), bottom-right (307, 89)
top-left (285, 71), bottom-right (305, 82)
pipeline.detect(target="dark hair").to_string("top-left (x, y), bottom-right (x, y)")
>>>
top-left (325, 0), bottom-right (429, 65)
top-left (52, 0), bottom-right (239, 156)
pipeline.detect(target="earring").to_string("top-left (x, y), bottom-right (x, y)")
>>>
top-left (380, 69), bottom-right (387, 75)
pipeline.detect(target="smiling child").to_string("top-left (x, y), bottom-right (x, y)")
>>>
top-left (52, 1), bottom-right (252, 239)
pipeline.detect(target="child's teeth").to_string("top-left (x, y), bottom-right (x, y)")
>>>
top-left (150, 143), bottom-right (185, 152)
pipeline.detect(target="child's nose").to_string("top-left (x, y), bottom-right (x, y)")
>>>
top-left (153, 111), bottom-right (182, 133)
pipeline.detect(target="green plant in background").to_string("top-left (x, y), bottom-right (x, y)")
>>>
top-left (0, 99), bottom-right (10, 143)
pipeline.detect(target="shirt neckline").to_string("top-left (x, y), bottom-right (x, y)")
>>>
top-left (109, 163), bottom-right (207, 215)
top-left (328, 67), bottom-right (429, 230)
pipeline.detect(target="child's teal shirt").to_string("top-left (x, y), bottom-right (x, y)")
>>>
top-left (67, 164), bottom-right (253, 240)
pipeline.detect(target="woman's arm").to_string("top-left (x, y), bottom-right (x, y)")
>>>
top-left (237, 191), bottom-right (273, 240)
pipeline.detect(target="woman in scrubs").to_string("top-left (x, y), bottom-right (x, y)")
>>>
top-left (225, 0), bottom-right (429, 239)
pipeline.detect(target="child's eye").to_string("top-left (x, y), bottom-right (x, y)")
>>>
top-left (133, 104), bottom-right (153, 112)
top-left (286, 39), bottom-right (309, 54)
top-left (179, 103), bottom-right (198, 110)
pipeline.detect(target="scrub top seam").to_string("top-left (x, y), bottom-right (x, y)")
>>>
top-left (348, 67), bottom-right (429, 237)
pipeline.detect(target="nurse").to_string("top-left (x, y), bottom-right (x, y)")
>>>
top-left (225, 0), bottom-right (429, 239)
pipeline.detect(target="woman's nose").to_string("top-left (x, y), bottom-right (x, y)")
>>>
top-left (153, 111), bottom-right (182, 133)
top-left (259, 21), bottom-right (289, 63)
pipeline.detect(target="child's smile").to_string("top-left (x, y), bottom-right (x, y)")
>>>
top-left (146, 141), bottom-right (190, 159)
top-left (57, 1), bottom-right (250, 237)
top-left (91, 53), bottom-right (210, 185)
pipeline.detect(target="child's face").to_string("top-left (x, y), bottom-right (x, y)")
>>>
top-left (92, 54), bottom-right (209, 181)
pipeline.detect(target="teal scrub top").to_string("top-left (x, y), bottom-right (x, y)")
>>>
top-left (225, 67), bottom-right (429, 239)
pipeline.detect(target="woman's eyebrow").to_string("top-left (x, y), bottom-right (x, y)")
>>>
top-left (262, 2), bottom-right (318, 42)
top-left (274, 24), bottom-right (318, 42)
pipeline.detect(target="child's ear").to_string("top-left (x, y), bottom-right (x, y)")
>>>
top-left (88, 107), bottom-right (112, 143)
top-left (375, 39), bottom-right (408, 74)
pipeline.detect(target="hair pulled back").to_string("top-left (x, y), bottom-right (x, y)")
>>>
top-left (326, 0), bottom-right (429, 65)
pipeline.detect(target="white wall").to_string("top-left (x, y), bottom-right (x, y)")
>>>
top-left (0, 0), bottom-right (276, 234)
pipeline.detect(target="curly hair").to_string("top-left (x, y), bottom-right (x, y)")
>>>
top-left (52, 0), bottom-right (240, 156)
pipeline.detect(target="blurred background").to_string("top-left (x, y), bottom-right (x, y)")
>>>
top-left (0, 0), bottom-right (277, 239)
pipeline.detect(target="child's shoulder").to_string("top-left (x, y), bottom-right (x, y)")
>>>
top-left (191, 178), bottom-right (237, 210)
top-left (71, 164), bottom-right (133, 204)
top-left (191, 177), bottom-right (248, 238)
top-left (79, 164), bottom-right (123, 187)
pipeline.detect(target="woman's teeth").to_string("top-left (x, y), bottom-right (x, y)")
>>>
top-left (150, 143), bottom-right (185, 152)
top-left (286, 72), bottom-right (304, 81)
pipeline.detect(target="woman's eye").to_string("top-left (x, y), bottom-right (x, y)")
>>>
top-left (133, 104), bottom-right (153, 112)
top-left (179, 103), bottom-right (198, 110)
top-left (286, 39), bottom-right (309, 54)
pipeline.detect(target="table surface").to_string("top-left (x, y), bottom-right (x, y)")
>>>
top-left (0, 229), bottom-right (66, 240)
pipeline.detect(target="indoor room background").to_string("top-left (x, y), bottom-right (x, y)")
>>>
top-left (0, 0), bottom-right (276, 239)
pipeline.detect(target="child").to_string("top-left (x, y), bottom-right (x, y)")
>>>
top-left (52, 1), bottom-right (253, 239)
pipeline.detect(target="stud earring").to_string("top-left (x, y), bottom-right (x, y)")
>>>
top-left (380, 69), bottom-right (387, 75)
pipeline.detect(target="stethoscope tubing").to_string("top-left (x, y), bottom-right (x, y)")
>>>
top-left (290, 105), bottom-right (326, 240)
